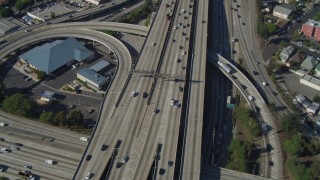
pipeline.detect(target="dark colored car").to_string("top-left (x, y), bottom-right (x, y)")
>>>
top-left (86, 155), bottom-right (92, 161)
top-left (101, 144), bottom-right (108, 151)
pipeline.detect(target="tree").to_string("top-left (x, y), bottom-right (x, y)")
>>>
top-left (0, 83), bottom-right (5, 103)
top-left (2, 93), bottom-right (34, 117)
top-left (39, 112), bottom-right (53, 123)
top-left (280, 41), bottom-right (288, 48)
top-left (67, 110), bottom-right (84, 127)
top-left (0, 8), bottom-right (14, 17)
top-left (15, 0), bottom-right (33, 11)
top-left (53, 111), bottom-right (65, 126)
top-left (50, 12), bottom-right (55, 19)
top-left (315, 12), bottom-right (320, 21)
top-left (0, 177), bottom-right (9, 180)
top-left (308, 161), bottom-right (320, 179)
top-left (226, 139), bottom-right (248, 172)
top-left (280, 112), bottom-right (300, 135)
top-left (257, 21), bottom-right (268, 39)
top-left (284, 134), bottom-right (303, 157)
top-left (313, 95), bottom-right (320, 103)
top-left (266, 23), bottom-right (277, 34)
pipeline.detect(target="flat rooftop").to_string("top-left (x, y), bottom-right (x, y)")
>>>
top-left (27, 4), bottom-right (73, 21)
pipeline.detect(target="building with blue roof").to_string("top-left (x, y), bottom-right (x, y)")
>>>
top-left (77, 68), bottom-right (109, 90)
top-left (19, 38), bottom-right (94, 74)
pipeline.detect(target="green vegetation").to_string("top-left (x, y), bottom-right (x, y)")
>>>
top-left (2, 93), bottom-right (34, 117)
top-left (285, 158), bottom-right (309, 180)
top-left (100, 30), bottom-right (117, 37)
top-left (0, 83), bottom-right (5, 104)
top-left (257, 21), bottom-right (269, 39)
top-left (0, 8), bottom-right (14, 17)
top-left (63, 86), bottom-right (75, 92)
top-left (34, 69), bottom-right (46, 80)
top-left (234, 107), bottom-right (261, 137)
top-left (265, 23), bottom-right (277, 34)
top-left (120, 1), bottom-right (151, 23)
top-left (15, 0), bottom-right (34, 11)
top-left (0, 177), bottom-right (9, 180)
top-left (67, 110), bottom-right (84, 127)
top-left (53, 111), bottom-right (65, 126)
top-left (284, 134), bottom-right (304, 156)
top-left (313, 95), bottom-right (320, 103)
top-left (280, 112), bottom-right (300, 135)
top-left (50, 12), bottom-right (55, 19)
top-left (225, 139), bottom-right (248, 172)
top-left (315, 12), bottom-right (320, 21)
top-left (145, 13), bottom-right (151, 27)
top-left (39, 111), bottom-right (53, 123)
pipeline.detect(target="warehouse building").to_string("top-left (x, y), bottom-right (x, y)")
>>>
top-left (27, 4), bottom-right (73, 22)
top-left (77, 68), bottom-right (108, 90)
top-left (19, 38), bottom-right (94, 74)
top-left (0, 18), bottom-right (23, 35)
top-left (89, 60), bottom-right (110, 73)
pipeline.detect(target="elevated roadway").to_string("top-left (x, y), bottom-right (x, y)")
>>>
top-left (207, 51), bottom-right (283, 179)
top-left (201, 166), bottom-right (271, 180)
top-left (179, 0), bottom-right (208, 179)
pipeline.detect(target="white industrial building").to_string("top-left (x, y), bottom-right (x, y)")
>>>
top-left (77, 68), bottom-right (108, 90)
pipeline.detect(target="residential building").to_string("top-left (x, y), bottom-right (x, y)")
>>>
top-left (286, 53), bottom-right (302, 67)
top-left (273, 4), bottom-right (294, 20)
top-left (0, 0), bottom-right (8, 6)
top-left (315, 64), bottom-right (320, 77)
top-left (40, 91), bottom-right (55, 102)
top-left (280, 46), bottom-right (295, 63)
top-left (300, 75), bottom-right (320, 91)
top-left (307, 102), bottom-right (320, 115)
top-left (84, 0), bottom-right (107, 5)
top-left (19, 38), bottom-right (95, 74)
top-left (301, 19), bottom-right (320, 41)
top-left (296, 94), bottom-right (311, 108)
top-left (300, 56), bottom-right (318, 71)
top-left (77, 68), bottom-right (109, 90)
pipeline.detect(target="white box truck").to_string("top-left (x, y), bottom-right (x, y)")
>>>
top-left (0, 123), bottom-right (8, 127)
top-left (45, 160), bottom-right (55, 165)
top-left (80, 137), bottom-right (89, 142)
top-left (248, 95), bottom-right (254, 101)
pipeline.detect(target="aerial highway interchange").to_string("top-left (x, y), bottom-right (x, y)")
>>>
top-left (0, 0), bottom-right (284, 179)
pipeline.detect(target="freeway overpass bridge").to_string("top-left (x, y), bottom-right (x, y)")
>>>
top-left (207, 51), bottom-right (283, 180)
top-left (201, 166), bottom-right (271, 180)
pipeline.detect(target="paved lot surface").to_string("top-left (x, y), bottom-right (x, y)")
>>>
top-left (281, 71), bottom-right (318, 100)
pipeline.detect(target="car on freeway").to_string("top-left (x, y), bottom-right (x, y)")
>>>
top-left (86, 155), bottom-right (92, 161)
top-left (143, 92), bottom-right (148, 99)
top-left (0, 138), bottom-right (4, 141)
top-left (153, 109), bottom-right (158, 115)
top-left (174, 103), bottom-right (181, 109)
top-left (159, 168), bottom-right (166, 175)
top-left (122, 156), bottom-right (129, 163)
top-left (174, 26), bottom-right (178, 30)
top-left (179, 87), bottom-right (183, 92)
top-left (151, 42), bottom-right (156, 46)
top-left (177, 58), bottom-right (182, 63)
top-left (15, 143), bottom-right (23, 146)
top-left (101, 144), bottom-right (108, 151)
top-left (85, 172), bottom-right (93, 179)
top-left (171, 99), bottom-right (175, 106)
top-left (88, 109), bottom-right (94, 114)
top-left (181, 66), bottom-right (185, 70)
top-left (23, 165), bottom-right (32, 169)
top-left (25, 77), bottom-right (32, 81)
top-left (24, 29), bottom-right (31, 32)
top-left (69, 105), bottom-right (76, 109)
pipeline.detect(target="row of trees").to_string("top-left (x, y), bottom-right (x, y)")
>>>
top-left (257, 13), bottom-right (277, 39)
top-left (0, 8), bottom-right (14, 17)
top-left (0, 89), bottom-right (85, 129)
top-left (280, 112), bottom-right (320, 179)
top-left (234, 107), bottom-right (261, 137)
top-left (40, 110), bottom-right (84, 128)
top-left (225, 139), bottom-right (248, 172)
top-left (16, 0), bottom-right (34, 11)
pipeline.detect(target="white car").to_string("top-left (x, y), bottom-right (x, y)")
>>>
top-left (85, 172), bottom-right (93, 179)
top-left (174, 26), bottom-right (178, 30)
top-left (181, 50), bottom-right (186, 55)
